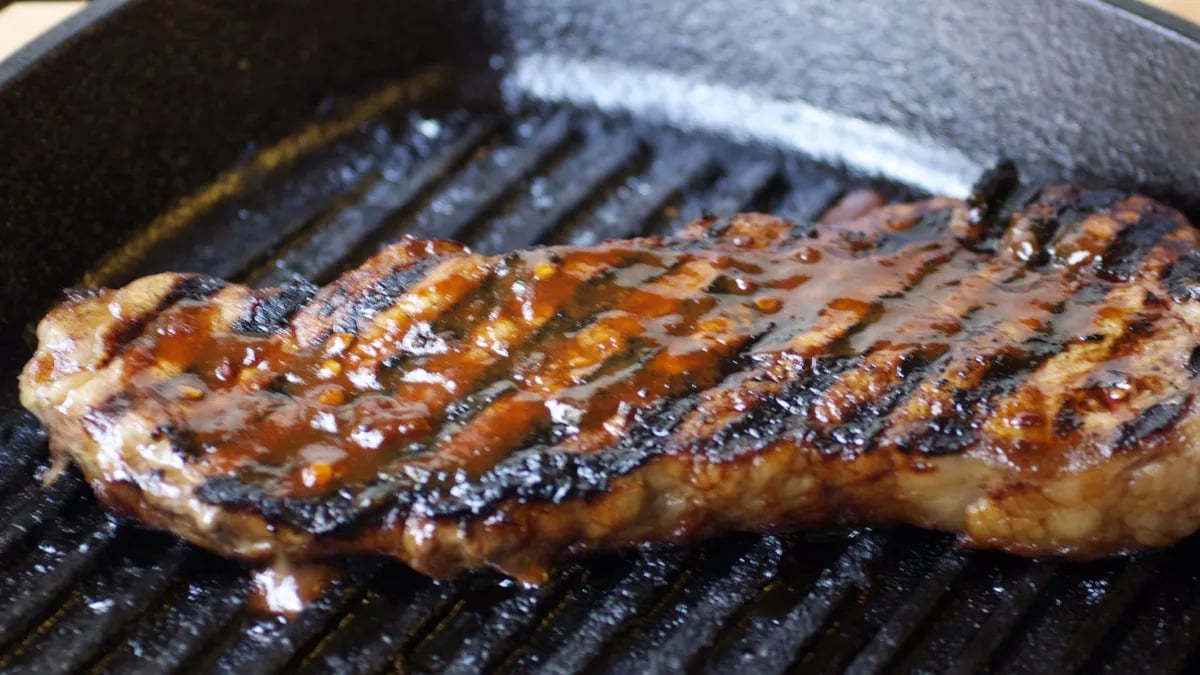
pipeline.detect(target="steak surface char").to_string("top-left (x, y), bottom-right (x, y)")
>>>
top-left (19, 184), bottom-right (1200, 581)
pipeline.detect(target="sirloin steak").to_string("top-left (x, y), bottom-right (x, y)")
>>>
top-left (19, 179), bottom-right (1200, 582)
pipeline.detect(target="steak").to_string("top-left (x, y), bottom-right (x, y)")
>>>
top-left (19, 176), bottom-right (1200, 582)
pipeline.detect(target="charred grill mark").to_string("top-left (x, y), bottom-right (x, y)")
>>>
top-left (690, 307), bottom-right (899, 459)
top-left (417, 393), bottom-right (702, 519)
top-left (351, 344), bottom-right (669, 524)
top-left (1164, 251), bottom-right (1200, 302)
top-left (812, 345), bottom-right (953, 455)
top-left (415, 253), bottom-right (516, 335)
top-left (289, 248), bottom-right (468, 350)
top-left (228, 250), bottom-right (700, 528)
top-left (295, 253), bottom-right (491, 370)
top-left (705, 355), bottom-right (859, 457)
top-left (369, 258), bottom-right (513, 379)
top-left (1097, 216), bottom-right (1181, 282)
top-left (195, 473), bottom-right (400, 534)
top-left (978, 207), bottom-right (1182, 452)
top-left (880, 192), bottom-right (1154, 456)
top-left (378, 228), bottom-right (807, 516)
top-left (161, 275), bottom-right (229, 305)
top-left (80, 392), bottom-right (133, 443)
top-left (830, 306), bottom-right (901, 357)
top-left (150, 424), bottom-right (203, 457)
top-left (880, 315), bottom-right (1065, 455)
top-left (673, 218), bottom-right (961, 458)
top-left (246, 247), bottom-right (690, 522)
top-left (1057, 277), bottom-right (1194, 444)
top-left (96, 275), bottom-right (228, 369)
top-left (1003, 188), bottom-right (1124, 268)
top-left (463, 393), bottom-right (700, 514)
top-left (494, 337), bottom-right (662, 444)
top-left (1111, 395), bottom-right (1190, 453)
top-left (900, 338), bottom-right (1065, 456)
top-left (554, 311), bottom-right (785, 457)
top-left (1021, 215), bottom-right (1062, 267)
top-left (378, 251), bottom-right (673, 439)
top-left (676, 293), bottom-right (929, 456)
top-left (440, 380), bottom-right (517, 434)
top-left (602, 391), bottom-right (704, 464)
top-left (1073, 284), bottom-right (1109, 305)
top-left (965, 159), bottom-right (1020, 243)
top-left (332, 256), bottom-right (444, 335)
top-left (698, 215), bottom-right (732, 238)
top-left (1057, 189), bottom-right (1125, 227)
top-left (872, 209), bottom-right (956, 255)
top-left (231, 279), bottom-right (318, 336)
top-left (195, 475), bottom-right (262, 506)
top-left (94, 391), bottom-right (133, 420)
top-left (421, 318), bottom-right (786, 518)
top-left (1053, 405), bottom-right (1083, 437)
top-left (317, 288), bottom-right (345, 318)
top-left (1107, 312), bottom-right (1160, 357)
top-left (422, 254), bottom-right (745, 475)
top-left (382, 247), bottom-right (642, 387)
top-left (804, 245), bottom-right (1029, 457)
top-left (459, 339), bottom-right (658, 463)
top-left (187, 252), bottom-right (507, 511)
top-left (790, 250), bottom-right (952, 357)
top-left (706, 239), bottom-right (964, 456)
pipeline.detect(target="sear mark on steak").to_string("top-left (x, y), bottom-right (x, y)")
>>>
top-left (232, 279), bottom-right (319, 337)
top-left (19, 176), bottom-right (1200, 582)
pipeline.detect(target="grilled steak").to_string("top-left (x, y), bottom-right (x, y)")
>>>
top-left (19, 178), bottom-right (1200, 582)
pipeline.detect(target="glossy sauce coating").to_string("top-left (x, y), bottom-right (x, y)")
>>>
top-left (109, 189), bottom-right (1195, 510)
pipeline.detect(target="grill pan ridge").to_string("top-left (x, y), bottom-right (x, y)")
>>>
top-left (1, 1), bottom-right (1200, 673)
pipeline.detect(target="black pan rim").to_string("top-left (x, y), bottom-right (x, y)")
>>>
top-left (1099, 0), bottom-right (1200, 42)
top-left (0, 0), bottom-right (130, 90)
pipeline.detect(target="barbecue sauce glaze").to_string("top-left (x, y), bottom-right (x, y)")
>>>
top-left (107, 186), bottom-right (1176, 513)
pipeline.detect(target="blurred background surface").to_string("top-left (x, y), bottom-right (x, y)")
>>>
top-left (1, 1), bottom-right (1199, 63)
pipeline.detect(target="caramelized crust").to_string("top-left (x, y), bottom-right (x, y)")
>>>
top-left (19, 184), bottom-right (1200, 581)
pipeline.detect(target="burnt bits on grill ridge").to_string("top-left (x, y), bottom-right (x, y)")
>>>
top-left (19, 171), bottom-right (1200, 580)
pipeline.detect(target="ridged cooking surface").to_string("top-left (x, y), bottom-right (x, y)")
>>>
top-left (1, 88), bottom-right (1198, 674)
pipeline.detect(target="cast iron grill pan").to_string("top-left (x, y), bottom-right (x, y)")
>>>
top-left (2, 0), bottom-right (1200, 672)
top-left (0, 91), bottom-right (1198, 675)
